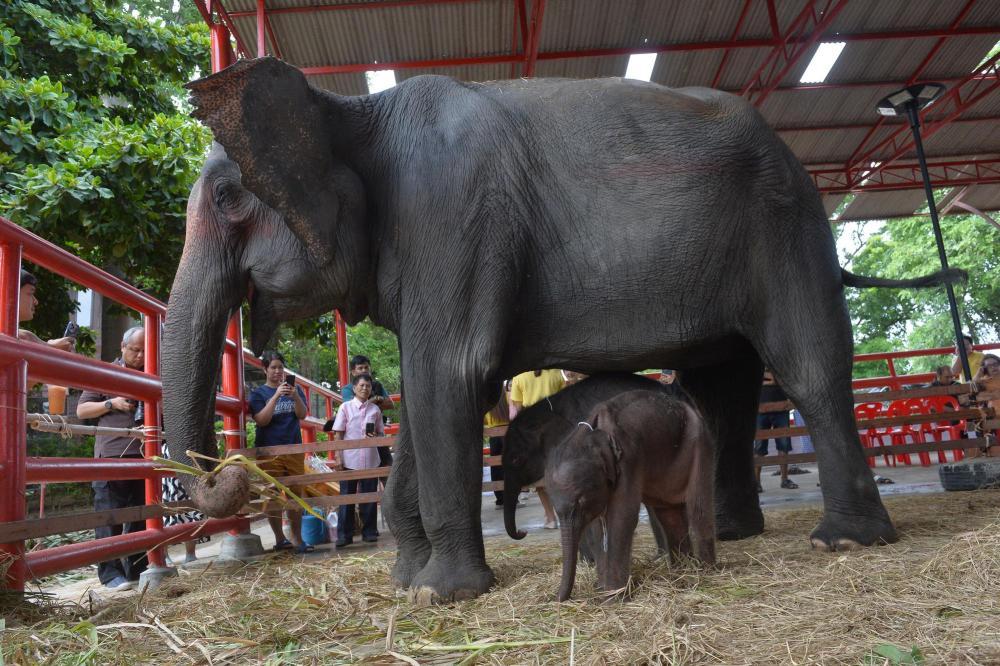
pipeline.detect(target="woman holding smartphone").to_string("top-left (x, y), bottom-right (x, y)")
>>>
top-left (330, 373), bottom-right (385, 547)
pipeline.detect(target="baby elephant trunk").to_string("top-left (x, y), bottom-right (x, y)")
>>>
top-left (503, 472), bottom-right (526, 540)
top-left (557, 517), bottom-right (583, 601)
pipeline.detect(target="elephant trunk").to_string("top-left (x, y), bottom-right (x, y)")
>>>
top-left (557, 517), bottom-right (582, 602)
top-left (161, 243), bottom-right (250, 518)
top-left (503, 470), bottom-right (526, 540)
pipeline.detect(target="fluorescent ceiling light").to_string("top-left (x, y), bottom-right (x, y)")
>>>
top-left (624, 53), bottom-right (657, 82)
top-left (799, 42), bottom-right (846, 83)
top-left (365, 68), bottom-right (397, 94)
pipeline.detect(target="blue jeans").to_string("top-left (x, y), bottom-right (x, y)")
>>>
top-left (337, 475), bottom-right (379, 541)
top-left (755, 411), bottom-right (792, 456)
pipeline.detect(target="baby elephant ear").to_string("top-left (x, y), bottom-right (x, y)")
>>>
top-left (186, 58), bottom-right (339, 266)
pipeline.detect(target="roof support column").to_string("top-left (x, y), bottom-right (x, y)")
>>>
top-left (257, 0), bottom-right (267, 57)
top-left (523, 0), bottom-right (546, 78)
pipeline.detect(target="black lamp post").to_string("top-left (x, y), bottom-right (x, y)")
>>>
top-left (875, 83), bottom-right (972, 381)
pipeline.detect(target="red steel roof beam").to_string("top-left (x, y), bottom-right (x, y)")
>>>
top-left (192, 0), bottom-right (212, 27)
top-left (230, 0), bottom-right (481, 17)
top-left (842, 51), bottom-right (1000, 189)
top-left (213, 0), bottom-right (251, 59)
top-left (710, 0), bottom-right (755, 89)
top-left (810, 157), bottom-right (1000, 193)
top-left (264, 13), bottom-right (283, 59)
top-left (844, 0), bottom-right (979, 170)
top-left (509, 0), bottom-right (525, 79)
top-left (742, 0), bottom-right (852, 107)
top-left (523, 0), bottom-right (546, 78)
top-left (776, 114), bottom-right (1000, 133)
top-left (298, 27), bottom-right (1000, 77)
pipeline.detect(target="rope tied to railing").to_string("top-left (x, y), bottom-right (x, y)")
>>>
top-left (26, 413), bottom-right (160, 440)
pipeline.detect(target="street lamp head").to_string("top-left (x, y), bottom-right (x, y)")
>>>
top-left (876, 82), bottom-right (946, 116)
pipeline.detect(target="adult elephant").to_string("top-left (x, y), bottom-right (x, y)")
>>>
top-left (163, 57), bottom-right (961, 604)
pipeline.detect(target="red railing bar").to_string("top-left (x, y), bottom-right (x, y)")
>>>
top-left (24, 516), bottom-right (246, 580)
top-left (0, 218), bottom-right (164, 317)
top-left (25, 457), bottom-right (167, 484)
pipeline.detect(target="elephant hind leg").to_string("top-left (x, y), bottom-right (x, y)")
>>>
top-left (653, 505), bottom-right (690, 565)
top-left (750, 293), bottom-right (897, 550)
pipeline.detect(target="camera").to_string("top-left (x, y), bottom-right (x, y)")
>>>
top-left (365, 422), bottom-right (376, 436)
top-left (63, 320), bottom-right (79, 338)
top-left (134, 401), bottom-right (144, 425)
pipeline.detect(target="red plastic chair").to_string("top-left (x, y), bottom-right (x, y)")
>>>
top-left (920, 395), bottom-right (965, 462)
top-left (854, 402), bottom-right (893, 468)
top-left (886, 399), bottom-right (931, 466)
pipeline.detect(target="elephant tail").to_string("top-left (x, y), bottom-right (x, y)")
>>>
top-left (841, 267), bottom-right (967, 289)
top-left (683, 404), bottom-right (716, 565)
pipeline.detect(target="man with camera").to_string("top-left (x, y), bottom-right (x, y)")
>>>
top-left (330, 373), bottom-right (385, 547)
top-left (76, 326), bottom-right (147, 591)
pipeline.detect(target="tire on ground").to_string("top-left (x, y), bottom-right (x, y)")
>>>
top-left (939, 460), bottom-right (1000, 492)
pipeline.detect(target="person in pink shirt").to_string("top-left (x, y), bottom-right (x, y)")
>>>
top-left (331, 373), bottom-right (385, 547)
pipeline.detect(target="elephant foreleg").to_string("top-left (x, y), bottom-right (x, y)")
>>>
top-left (683, 352), bottom-right (765, 541)
top-left (403, 367), bottom-right (496, 605)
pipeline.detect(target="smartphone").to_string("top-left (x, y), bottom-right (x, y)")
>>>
top-left (365, 422), bottom-right (376, 436)
top-left (63, 321), bottom-right (79, 338)
top-left (285, 374), bottom-right (295, 386)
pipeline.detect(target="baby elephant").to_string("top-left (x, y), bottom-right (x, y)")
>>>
top-left (546, 391), bottom-right (715, 601)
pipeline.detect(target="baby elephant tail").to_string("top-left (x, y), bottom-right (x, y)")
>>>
top-left (841, 267), bottom-right (967, 289)
top-left (684, 405), bottom-right (716, 566)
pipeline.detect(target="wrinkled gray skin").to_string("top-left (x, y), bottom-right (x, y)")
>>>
top-left (546, 392), bottom-right (715, 601)
top-left (502, 373), bottom-right (676, 560)
top-left (164, 57), bottom-right (964, 603)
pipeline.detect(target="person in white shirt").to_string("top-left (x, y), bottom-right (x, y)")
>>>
top-left (331, 373), bottom-right (385, 547)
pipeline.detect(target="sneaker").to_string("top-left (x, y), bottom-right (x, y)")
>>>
top-left (780, 479), bottom-right (799, 490)
top-left (104, 576), bottom-right (136, 591)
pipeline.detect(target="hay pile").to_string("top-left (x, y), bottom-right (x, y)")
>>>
top-left (4, 491), bottom-right (1000, 664)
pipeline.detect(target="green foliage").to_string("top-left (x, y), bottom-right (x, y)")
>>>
top-left (278, 316), bottom-right (401, 394)
top-left (846, 212), bottom-right (1000, 377)
top-left (0, 0), bottom-right (210, 340)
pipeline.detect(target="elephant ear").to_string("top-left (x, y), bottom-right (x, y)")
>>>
top-left (186, 57), bottom-right (344, 267)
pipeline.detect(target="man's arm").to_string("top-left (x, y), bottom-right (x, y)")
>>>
top-left (18, 329), bottom-right (75, 352)
top-left (77, 391), bottom-right (131, 419)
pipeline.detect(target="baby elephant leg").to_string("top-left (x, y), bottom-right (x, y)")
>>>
top-left (653, 505), bottom-right (691, 565)
top-left (596, 499), bottom-right (640, 595)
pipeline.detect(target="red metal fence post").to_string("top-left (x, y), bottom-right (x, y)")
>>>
top-left (335, 310), bottom-right (349, 391)
top-left (143, 313), bottom-right (166, 567)
top-left (0, 241), bottom-right (27, 590)
top-left (221, 314), bottom-right (251, 533)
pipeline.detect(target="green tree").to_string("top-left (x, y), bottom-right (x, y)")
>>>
top-left (0, 0), bottom-right (210, 340)
top-left (846, 213), bottom-right (1000, 376)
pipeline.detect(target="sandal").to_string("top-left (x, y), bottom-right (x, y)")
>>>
top-left (780, 479), bottom-right (799, 489)
top-left (295, 543), bottom-right (316, 554)
top-left (874, 475), bottom-right (895, 485)
top-left (272, 539), bottom-right (293, 551)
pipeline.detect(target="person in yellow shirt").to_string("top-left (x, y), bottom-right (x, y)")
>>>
top-left (951, 334), bottom-right (985, 382)
top-left (484, 384), bottom-right (511, 509)
top-left (508, 369), bottom-right (566, 528)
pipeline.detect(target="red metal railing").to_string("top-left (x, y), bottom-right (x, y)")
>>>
top-left (0, 216), bottom-right (344, 590)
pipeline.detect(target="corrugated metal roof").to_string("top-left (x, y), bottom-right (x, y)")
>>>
top-left (221, 0), bottom-right (1000, 221)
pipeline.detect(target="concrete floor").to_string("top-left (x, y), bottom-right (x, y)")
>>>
top-left (39, 458), bottom-right (951, 605)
